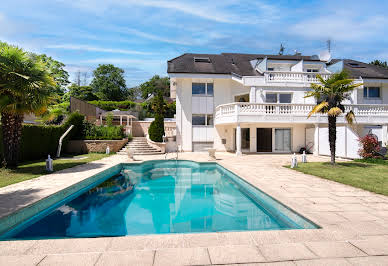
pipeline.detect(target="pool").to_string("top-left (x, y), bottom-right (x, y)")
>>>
top-left (0, 160), bottom-right (318, 240)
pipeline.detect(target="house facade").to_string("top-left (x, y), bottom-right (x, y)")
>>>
top-left (167, 53), bottom-right (388, 158)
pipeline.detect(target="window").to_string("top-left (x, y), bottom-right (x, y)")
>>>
top-left (192, 82), bottom-right (213, 96)
top-left (207, 83), bottom-right (214, 96)
top-left (267, 67), bottom-right (274, 71)
top-left (194, 57), bottom-right (211, 63)
top-left (266, 93), bottom-right (277, 103)
top-left (364, 87), bottom-right (380, 98)
top-left (192, 114), bottom-right (213, 126)
top-left (275, 129), bottom-right (291, 151)
top-left (306, 69), bottom-right (319, 73)
top-left (207, 115), bottom-right (214, 126)
top-left (279, 94), bottom-right (292, 103)
top-left (192, 115), bottom-right (206, 125)
top-left (192, 83), bottom-right (206, 95)
top-left (265, 93), bottom-right (292, 103)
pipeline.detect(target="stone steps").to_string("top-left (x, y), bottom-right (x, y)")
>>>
top-left (117, 137), bottom-right (163, 155)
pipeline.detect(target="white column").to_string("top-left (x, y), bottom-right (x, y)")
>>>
top-left (120, 116), bottom-right (122, 125)
top-left (100, 115), bottom-right (103, 125)
top-left (382, 124), bottom-right (388, 147)
top-left (313, 123), bottom-right (319, 156)
top-left (249, 87), bottom-right (256, 103)
top-left (236, 123), bottom-right (242, 156)
top-left (250, 126), bottom-right (257, 152)
top-left (127, 116), bottom-right (129, 126)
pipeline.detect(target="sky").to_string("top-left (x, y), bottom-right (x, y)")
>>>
top-left (1, 0), bottom-right (388, 87)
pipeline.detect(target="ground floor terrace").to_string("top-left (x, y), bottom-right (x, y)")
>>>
top-left (0, 153), bottom-right (387, 265)
top-left (212, 122), bottom-right (388, 158)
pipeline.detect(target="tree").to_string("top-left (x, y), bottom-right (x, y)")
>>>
top-left (370, 60), bottom-right (388, 69)
top-left (31, 53), bottom-right (69, 97)
top-left (90, 64), bottom-right (128, 101)
top-left (139, 75), bottom-right (170, 99)
top-left (0, 42), bottom-right (54, 167)
top-left (305, 70), bottom-right (362, 165)
top-left (148, 91), bottom-right (165, 142)
top-left (68, 83), bottom-right (98, 101)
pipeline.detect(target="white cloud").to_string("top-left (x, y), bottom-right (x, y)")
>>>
top-left (290, 15), bottom-right (388, 42)
top-left (46, 44), bottom-right (152, 55)
top-left (57, 0), bottom-right (278, 24)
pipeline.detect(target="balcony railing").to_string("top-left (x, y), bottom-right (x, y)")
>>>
top-left (264, 72), bottom-right (331, 83)
top-left (215, 103), bottom-right (388, 124)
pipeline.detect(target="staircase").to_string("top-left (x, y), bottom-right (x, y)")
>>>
top-left (117, 137), bottom-right (163, 155)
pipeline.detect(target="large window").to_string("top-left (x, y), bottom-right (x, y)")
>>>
top-left (265, 93), bottom-right (292, 103)
top-left (275, 129), bottom-right (291, 152)
top-left (192, 114), bottom-right (213, 126)
top-left (364, 87), bottom-right (380, 98)
top-left (192, 82), bottom-right (214, 96)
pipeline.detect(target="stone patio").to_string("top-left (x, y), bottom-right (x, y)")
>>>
top-left (0, 152), bottom-right (387, 265)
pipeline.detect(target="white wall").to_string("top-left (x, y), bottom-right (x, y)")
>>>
top-left (176, 78), bottom-right (193, 151)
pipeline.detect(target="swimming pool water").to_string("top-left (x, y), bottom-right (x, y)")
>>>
top-left (1, 161), bottom-right (317, 239)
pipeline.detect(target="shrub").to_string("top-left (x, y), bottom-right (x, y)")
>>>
top-left (20, 124), bottom-right (65, 161)
top-left (148, 92), bottom-right (165, 142)
top-left (358, 134), bottom-right (380, 159)
top-left (63, 111), bottom-right (86, 140)
top-left (105, 113), bottom-right (113, 127)
top-left (85, 125), bottom-right (125, 140)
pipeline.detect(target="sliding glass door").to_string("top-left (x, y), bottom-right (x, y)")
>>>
top-left (274, 129), bottom-right (291, 152)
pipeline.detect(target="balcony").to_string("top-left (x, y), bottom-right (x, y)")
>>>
top-left (215, 103), bottom-right (388, 125)
top-left (264, 72), bottom-right (331, 83)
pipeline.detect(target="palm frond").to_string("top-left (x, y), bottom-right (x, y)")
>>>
top-left (327, 107), bottom-right (343, 117)
top-left (308, 101), bottom-right (328, 118)
top-left (345, 110), bottom-right (355, 124)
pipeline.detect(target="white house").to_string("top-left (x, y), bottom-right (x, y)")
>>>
top-left (167, 53), bottom-right (388, 158)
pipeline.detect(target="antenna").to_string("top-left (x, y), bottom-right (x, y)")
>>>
top-left (327, 39), bottom-right (331, 53)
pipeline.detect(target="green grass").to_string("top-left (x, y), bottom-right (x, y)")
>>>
top-left (287, 160), bottom-right (388, 196)
top-left (0, 153), bottom-right (110, 188)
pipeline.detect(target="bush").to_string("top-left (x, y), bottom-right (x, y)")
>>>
top-left (358, 134), bottom-right (381, 159)
top-left (63, 111), bottom-right (86, 140)
top-left (148, 92), bottom-right (165, 142)
top-left (85, 124), bottom-right (125, 140)
top-left (19, 124), bottom-right (65, 161)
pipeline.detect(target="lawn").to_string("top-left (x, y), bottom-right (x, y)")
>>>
top-left (287, 160), bottom-right (388, 196)
top-left (0, 153), bottom-right (110, 188)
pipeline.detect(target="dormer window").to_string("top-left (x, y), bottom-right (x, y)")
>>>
top-left (306, 69), bottom-right (319, 73)
top-left (194, 57), bottom-right (211, 63)
top-left (267, 67), bottom-right (274, 71)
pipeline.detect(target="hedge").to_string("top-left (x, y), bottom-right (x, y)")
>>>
top-left (85, 125), bottom-right (125, 140)
top-left (0, 124), bottom-right (66, 162)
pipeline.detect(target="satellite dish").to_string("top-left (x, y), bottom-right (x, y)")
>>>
top-left (311, 55), bottom-right (319, 60)
top-left (319, 51), bottom-right (332, 63)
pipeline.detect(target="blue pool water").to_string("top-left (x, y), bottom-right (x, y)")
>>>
top-left (1, 161), bottom-right (317, 239)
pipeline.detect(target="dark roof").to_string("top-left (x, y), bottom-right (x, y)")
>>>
top-left (340, 59), bottom-right (388, 79)
top-left (168, 53), bottom-right (388, 79)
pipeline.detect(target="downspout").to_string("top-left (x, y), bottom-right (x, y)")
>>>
top-left (56, 125), bottom-right (74, 158)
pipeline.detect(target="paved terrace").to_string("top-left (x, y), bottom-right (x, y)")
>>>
top-left (0, 153), bottom-right (387, 265)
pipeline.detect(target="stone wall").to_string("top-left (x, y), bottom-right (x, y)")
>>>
top-left (65, 139), bottom-right (128, 154)
top-left (132, 121), bottom-right (176, 137)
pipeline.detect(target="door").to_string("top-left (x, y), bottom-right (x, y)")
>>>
top-left (274, 128), bottom-right (291, 152)
top-left (257, 128), bottom-right (272, 152)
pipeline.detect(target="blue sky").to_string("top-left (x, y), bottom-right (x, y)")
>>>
top-left (1, 0), bottom-right (388, 87)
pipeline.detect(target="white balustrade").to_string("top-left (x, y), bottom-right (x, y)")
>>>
top-left (264, 72), bottom-right (331, 83)
top-left (215, 103), bottom-right (388, 124)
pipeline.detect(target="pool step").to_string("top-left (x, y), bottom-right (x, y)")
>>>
top-left (117, 137), bottom-right (163, 155)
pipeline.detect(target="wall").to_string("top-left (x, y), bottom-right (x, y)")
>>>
top-left (65, 139), bottom-right (128, 154)
top-left (132, 121), bottom-right (176, 137)
top-left (357, 82), bottom-right (388, 104)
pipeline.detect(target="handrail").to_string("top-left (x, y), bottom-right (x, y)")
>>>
top-left (56, 125), bottom-right (74, 158)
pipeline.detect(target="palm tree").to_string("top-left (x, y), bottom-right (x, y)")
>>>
top-left (305, 70), bottom-right (362, 165)
top-left (0, 42), bottom-right (54, 167)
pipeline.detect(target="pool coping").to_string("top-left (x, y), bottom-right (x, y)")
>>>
top-left (0, 153), bottom-right (387, 265)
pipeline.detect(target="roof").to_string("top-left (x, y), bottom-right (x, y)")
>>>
top-left (168, 53), bottom-right (388, 79)
top-left (103, 110), bottom-right (136, 118)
